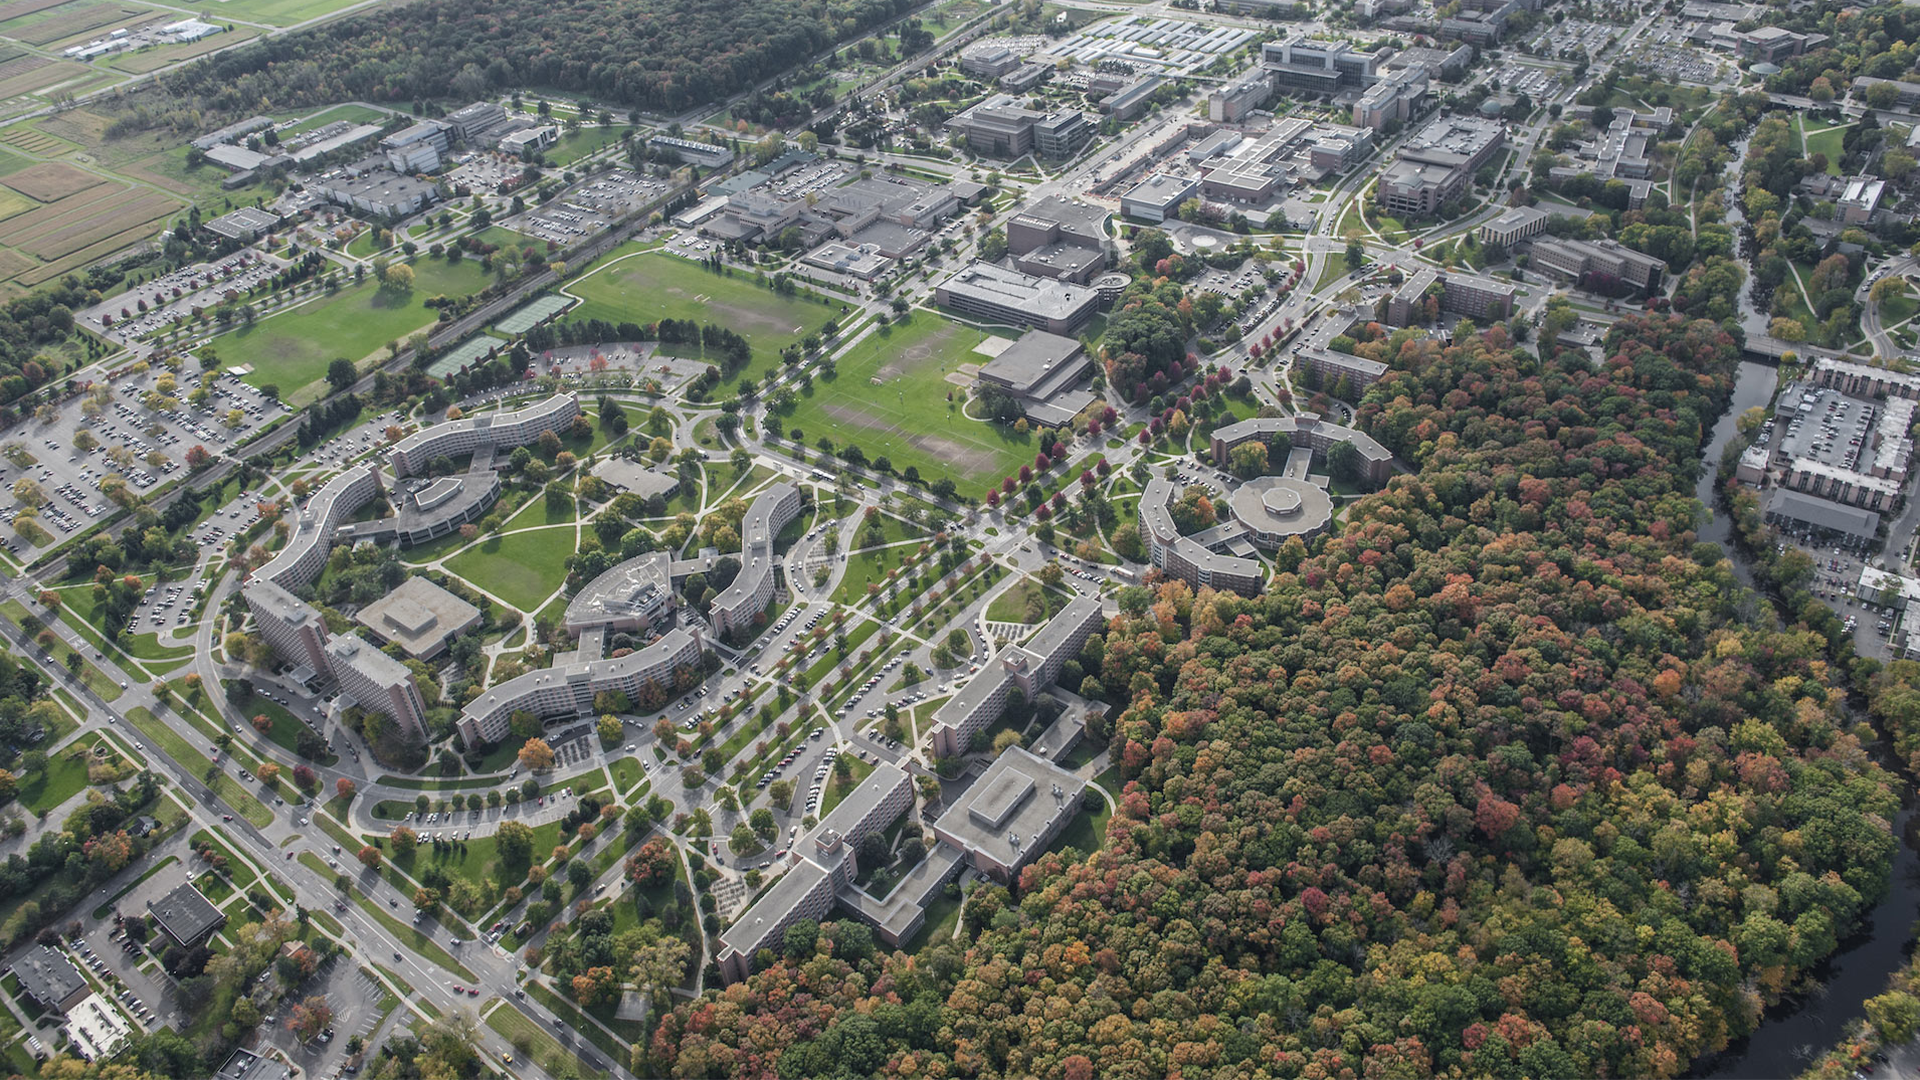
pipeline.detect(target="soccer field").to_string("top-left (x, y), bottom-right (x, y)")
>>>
top-left (566, 247), bottom-right (839, 380)
top-left (776, 312), bottom-right (1035, 501)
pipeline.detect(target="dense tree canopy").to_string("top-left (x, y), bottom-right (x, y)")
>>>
top-left (650, 315), bottom-right (1902, 1079)
top-left (157, 0), bottom-right (920, 115)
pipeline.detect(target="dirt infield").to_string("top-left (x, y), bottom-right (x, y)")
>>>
top-left (820, 401), bottom-right (1002, 475)
top-left (4, 161), bottom-right (101, 202)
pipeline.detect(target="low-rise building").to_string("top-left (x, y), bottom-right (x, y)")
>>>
top-left (389, 394), bottom-right (580, 476)
top-left (500, 126), bottom-right (558, 156)
top-left (10, 947), bottom-right (88, 1014)
top-left (1294, 347), bottom-right (1390, 392)
top-left (1138, 476), bottom-right (1265, 597)
top-left (648, 135), bottom-right (734, 169)
top-left (458, 627), bottom-right (705, 744)
top-left (1352, 67), bottom-right (1426, 131)
top-left (1809, 357), bottom-right (1920, 401)
top-left (960, 43), bottom-right (1024, 79)
top-left (1385, 267), bottom-right (1516, 326)
top-left (446, 102), bottom-right (508, 142)
top-left (1528, 236), bottom-right (1666, 292)
top-left (1737, 25), bottom-right (1826, 63)
top-left (1209, 75), bottom-right (1272, 122)
top-left (717, 764), bottom-right (916, 982)
top-left (565, 551), bottom-right (675, 636)
top-left (934, 263), bottom-right (1102, 335)
top-left (310, 167), bottom-right (438, 218)
top-left (1261, 37), bottom-right (1380, 95)
top-left (947, 96), bottom-right (1092, 159)
top-left (1376, 114), bottom-right (1505, 217)
top-left (1120, 172), bottom-right (1199, 223)
top-left (974, 330), bottom-right (1096, 428)
top-left (1211, 415), bottom-right (1395, 487)
top-left (1477, 205), bottom-right (1549, 247)
top-left (354, 575), bottom-right (481, 660)
top-left (931, 747), bottom-right (1087, 883)
top-left (147, 880), bottom-right (225, 949)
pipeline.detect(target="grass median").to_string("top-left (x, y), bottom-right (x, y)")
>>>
top-left (126, 706), bottom-right (272, 827)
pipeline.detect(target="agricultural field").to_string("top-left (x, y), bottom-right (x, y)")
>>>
top-left (202, 257), bottom-right (492, 396)
top-left (0, 158), bottom-right (182, 293)
top-left (565, 246), bottom-right (838, 381)
top-left (773, 311), bottom-right (1035, 500)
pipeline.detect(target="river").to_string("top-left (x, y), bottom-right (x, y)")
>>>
top-left (1689, 359), bottom-right (1920, 1078)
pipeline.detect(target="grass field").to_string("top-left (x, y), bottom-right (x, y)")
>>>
top-left (181, 0), bottom-right (374, 24)
top-left (984, 577), bottom-right (1068, 624)
top-left (487, 1001), bottom-right (608, 1080)
top-left (444, 526), bottom-right (574, 611)
top-left (543, 124), bottom-right (634, 167)
top-left (1798, 115), bottom-right (1849, 176)
top-left (776, 312), bottom-right (1033, 500)
top-left (207, 258), bottom-right (491, 395)
top-left (16, 737), bottom-right (91, 812)
top-left (566, 247), bottom-right (835, 381)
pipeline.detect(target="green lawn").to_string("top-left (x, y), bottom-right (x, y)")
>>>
top-left (229, 687), bottom-right (338, 766)
top-left (566, 247), bottom-right (836, 382)
top-left (1880, 282), bottom-right (1918, 329)
top-left (984, 577), bottom-right (1068, 624)
top-left (830, 546), bottom-right (919, 606)
top-left (1040, 793), bottom-right (1112, 862)
top-left (504, 493), bottom-right (576, 529)
top-left (544, 125), bottom-right (636, 167)
top-left (207, 259), bottom-right (491, 395)
top-left (126, 706), bottom-right (273, 827)
top-left (776, 312), bottom-right (1035, 501)
top-left (818, 757), bottom-right (877, 817)
top-left (17, 741), bottom-right (93, 813)
top-left (1797, 115), bottom-right (1849, 176)
top-left (443, 527), bottom-right (575, 611)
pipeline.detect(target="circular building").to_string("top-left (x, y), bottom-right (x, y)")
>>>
top-left (1228, 476), bottom-right (1334, 548)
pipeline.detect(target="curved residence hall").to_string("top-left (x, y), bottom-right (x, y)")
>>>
top-left (709, 482), bottom-right (804, 638)
top-left (239, 393), bottom-right (582, 745)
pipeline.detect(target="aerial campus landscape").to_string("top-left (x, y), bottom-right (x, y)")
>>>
top-left (0, 0), bottom-right (1916, 1078)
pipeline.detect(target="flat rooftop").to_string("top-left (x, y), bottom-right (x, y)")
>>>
top-left (355, 575), bottom-right (481, 659)
top-left (936, 746), bottom-right (1086, 861)
top-left (978, 330), bottom-right (1087, 396)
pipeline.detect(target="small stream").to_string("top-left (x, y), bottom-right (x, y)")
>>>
top-left (1689, 360), bottom-right (1920, 1078)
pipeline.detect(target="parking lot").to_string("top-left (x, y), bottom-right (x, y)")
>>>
top-left (0, 367), bottom-right (287, 555)
top-left (1629, 40), bottom-right (1726, 84)
top-left (445, 151), bottom-right (528, 195)
top-left (1486, 59), bottom-right (1564, 101)
top-left (505, 169), bottom-right (669, 246)
top-left (1528, 18), bottom-right (1619, 60)
top-left (80, 252), bottom-right (291, 345)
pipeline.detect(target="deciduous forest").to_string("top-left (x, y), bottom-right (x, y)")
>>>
top-left (648, 315), bottom-right (1905, 1079)
top-left (160, 0), bottom-right (921, 116)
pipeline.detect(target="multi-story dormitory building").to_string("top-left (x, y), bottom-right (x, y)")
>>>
top-left (718, 745), bottom-right (1089, 982)
top-left (455, 627), bottom-right (706, 745)
top-left (387, 393), bottom-right (581, 476)
top-left (241, 394), bottom-right (585, 746)
top-left (927, 598), bottom-right (1105, 759)
top-left (709, 483), bottom-right (804, 638)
